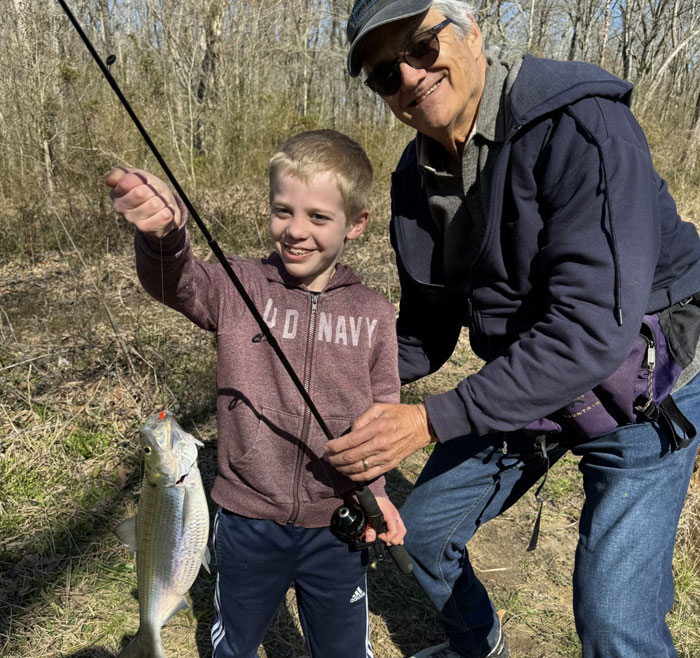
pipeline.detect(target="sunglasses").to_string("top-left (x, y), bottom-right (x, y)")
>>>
top-left (364, 18), bottom-right (453, 97)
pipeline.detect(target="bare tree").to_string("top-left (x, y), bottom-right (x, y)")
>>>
top-left (195, 0), bottom-right (227, 154)
top-left (1, 0), bottom-right (698, 258)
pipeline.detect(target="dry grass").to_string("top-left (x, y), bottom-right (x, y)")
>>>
top-left (1, 229), bottom-right (699, 658)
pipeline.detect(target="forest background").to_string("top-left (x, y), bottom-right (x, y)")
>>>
top-left (1, 1), bottom-right (700, 657)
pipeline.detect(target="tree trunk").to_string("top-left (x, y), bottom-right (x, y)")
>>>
top-left (195, 0), bottom-right (226, 155)
top-left (599, 0), bottom-right (612, 68)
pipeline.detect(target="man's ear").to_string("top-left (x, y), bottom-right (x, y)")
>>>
top-left (465, 14), bottom-right (483, 53)
top-left (346, 209), bottom-right (370, 241)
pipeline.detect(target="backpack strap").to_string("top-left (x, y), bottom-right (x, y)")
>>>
top-left (635, 394), bottom-right (696, 451)
top-left (527, 435), bottom-right (559, 552)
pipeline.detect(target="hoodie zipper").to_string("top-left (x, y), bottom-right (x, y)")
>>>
top-left (287, 291), bottom-right (320, 524)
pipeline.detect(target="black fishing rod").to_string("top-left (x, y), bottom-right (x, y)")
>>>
top-left (55, 0), bottom-right (412, 574)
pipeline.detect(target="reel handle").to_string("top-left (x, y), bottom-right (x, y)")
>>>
top-left (355, 485), bottom-right (413, 574)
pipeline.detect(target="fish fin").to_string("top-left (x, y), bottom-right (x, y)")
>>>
top-left (202, 546), bottom-right (211, 574)
top-left (163, 596), bottom-right (189, 624)
top-left (113, 516), bottom-right (137, 553)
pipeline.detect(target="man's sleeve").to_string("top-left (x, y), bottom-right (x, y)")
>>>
top-left (425, 101), bottom-right (662, 441)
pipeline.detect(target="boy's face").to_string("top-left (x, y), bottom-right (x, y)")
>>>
top-left (269, 171), bottom-right (368, 292)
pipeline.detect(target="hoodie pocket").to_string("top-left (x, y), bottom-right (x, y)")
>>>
top-left (229, 406), bottom-right (303, 503)
top-left (301, 415), bottom-right (356, 501)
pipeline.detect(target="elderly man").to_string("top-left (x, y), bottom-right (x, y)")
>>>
top-left (324, 1), bottom-right (700, 657)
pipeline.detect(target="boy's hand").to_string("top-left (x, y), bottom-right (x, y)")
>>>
top-left (106, 167), bottom-right (180, 238)
top-left (362, 495), bottom-right (406, 546)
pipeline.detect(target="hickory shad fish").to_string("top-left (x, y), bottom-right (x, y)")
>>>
top-left (114, 410), bottom-right (210, 658)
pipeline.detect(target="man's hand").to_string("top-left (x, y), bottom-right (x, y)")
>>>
top-left (324, 403), bottom-right (435, 481)
top-left (362, 495), bottom-right (407, 546)
top-left (106, 167), bottom-right (180, 238)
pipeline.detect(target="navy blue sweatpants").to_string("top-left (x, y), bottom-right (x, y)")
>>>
top-left (211, 508), bottom-right (374, 658)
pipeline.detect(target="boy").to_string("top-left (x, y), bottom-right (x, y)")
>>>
top-left (107, 129), bottom-right (406, 658)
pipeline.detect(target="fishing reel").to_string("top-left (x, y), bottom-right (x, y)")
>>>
top-left (330, 485), bottom-right (413, 573)
top-left (330, 498), bottom-right (387, 562)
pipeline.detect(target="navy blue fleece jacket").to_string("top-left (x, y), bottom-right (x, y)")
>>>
top-left (391, 55), bottom-right (700, 441)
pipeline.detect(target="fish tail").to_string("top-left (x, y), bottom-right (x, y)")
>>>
top-left (117, 629), bottom-right (167, 658)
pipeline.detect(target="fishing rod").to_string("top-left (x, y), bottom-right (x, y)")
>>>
top-left (55, 0), bottom-right (412, 574)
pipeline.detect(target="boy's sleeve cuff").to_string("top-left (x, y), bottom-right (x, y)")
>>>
top-left (138, 195), bottom-right (189, 257)
top-left (367, 475), bottom-right (387, 498)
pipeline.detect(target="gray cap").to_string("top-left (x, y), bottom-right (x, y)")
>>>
top-left (346, 0), bottom-right (432, 77)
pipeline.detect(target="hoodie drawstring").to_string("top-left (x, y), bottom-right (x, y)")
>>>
top-left (564, 107), bottom-right (623, 327)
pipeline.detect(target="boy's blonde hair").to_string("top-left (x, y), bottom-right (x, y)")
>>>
top-left (269, 130), bottom-right (373, 221)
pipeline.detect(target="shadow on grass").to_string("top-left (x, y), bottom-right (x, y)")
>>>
top-left (1, 483), bottom-right (139, 656)
top-left (365, 467), bottom-right (443, 658)
top-left (60, 649), bottom-right (117, 658)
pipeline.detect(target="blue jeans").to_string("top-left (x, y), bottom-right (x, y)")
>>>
top-left (401, 374), bottom-right (700, 658)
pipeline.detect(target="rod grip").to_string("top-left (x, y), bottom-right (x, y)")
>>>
top-left (355, 485), bottom-right (413, 574)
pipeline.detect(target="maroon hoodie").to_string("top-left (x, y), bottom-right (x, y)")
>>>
top-left (134, 223), bottom-right (400, 527)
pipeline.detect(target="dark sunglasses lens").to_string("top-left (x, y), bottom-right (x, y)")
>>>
top-left (365, 31), bottom-right (441, 96)
top-left (406, 34), bottom-right (439, 67)
top-left (367, 63), bottom-right (402, 96)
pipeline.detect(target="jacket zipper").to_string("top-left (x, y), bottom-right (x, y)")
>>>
top-left (394, 126), bottom-right (524, 332)
top-left (466, 124), bottom-right (522, 336)
top-left (287, 291), bottom-right (320, 524)
top-left (469, 123), bottom-right (523, 282)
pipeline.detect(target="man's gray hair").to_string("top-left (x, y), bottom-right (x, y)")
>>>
top-left (432, 1), bottom-right (477, 39)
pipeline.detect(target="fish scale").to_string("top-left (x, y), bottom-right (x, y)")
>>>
top-left (115, 411), bottom-right (210, 658)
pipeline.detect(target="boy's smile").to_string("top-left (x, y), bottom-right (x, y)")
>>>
top-left (269, 171), bottom-right (368, 292)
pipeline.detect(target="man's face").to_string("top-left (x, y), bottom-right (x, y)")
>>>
top-left (361, 8), bottom-right (485, 148)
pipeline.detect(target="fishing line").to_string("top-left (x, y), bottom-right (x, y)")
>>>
top-left (55, 0), bottom-right (412, 573)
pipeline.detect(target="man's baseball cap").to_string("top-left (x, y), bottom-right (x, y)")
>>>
top-left (346, 0), bottom-right (432, 77)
